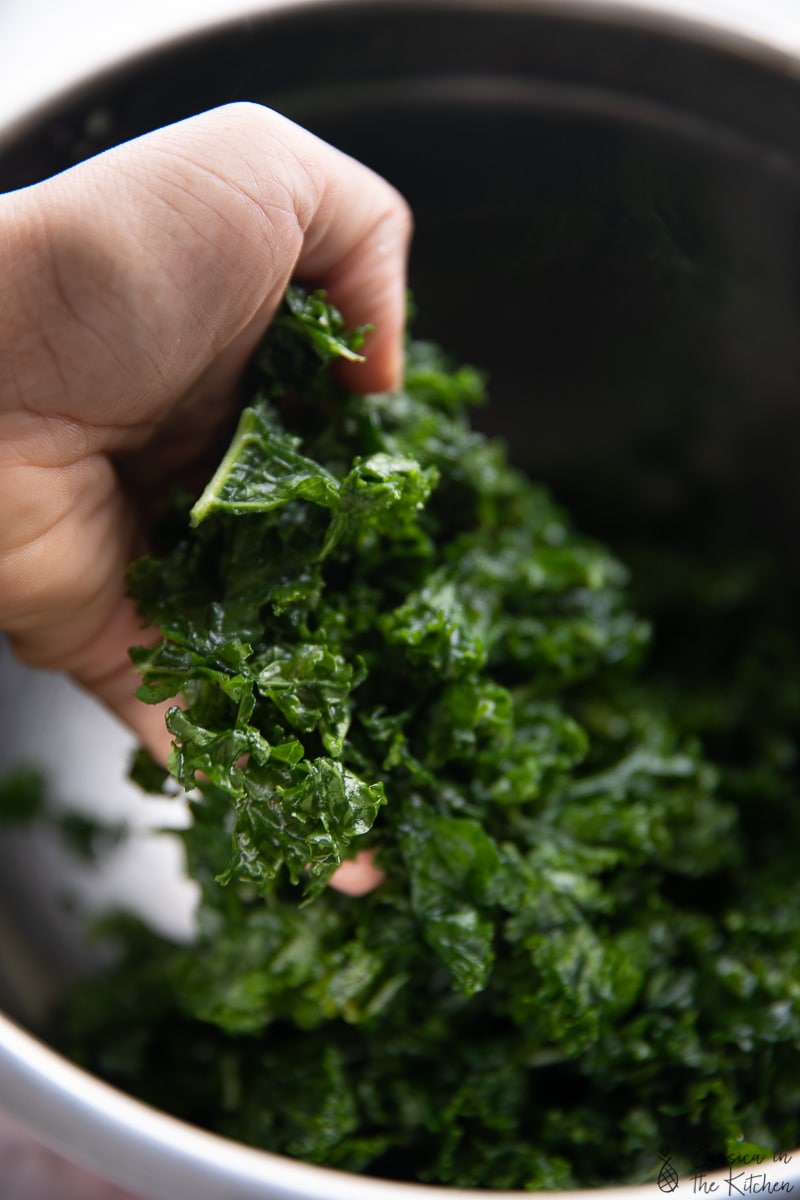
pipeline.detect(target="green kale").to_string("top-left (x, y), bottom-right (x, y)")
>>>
top-left (56, 288), bottom-right (800, 1189)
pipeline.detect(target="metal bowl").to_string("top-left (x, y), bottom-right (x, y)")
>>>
top-left (2, 2), bottom-right (800, 1196)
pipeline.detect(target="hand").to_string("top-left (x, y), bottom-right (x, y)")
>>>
top-left (0, 101), bottom-right (410, 741)
top-left (0, 104), bottom-right (410, 895)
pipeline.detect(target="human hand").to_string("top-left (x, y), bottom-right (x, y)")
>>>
top-left (0, 101), bottom-right (410, 748)
top-left (0, 103), bottom-right (408, 896)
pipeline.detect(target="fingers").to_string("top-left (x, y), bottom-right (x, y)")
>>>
top-left (6, 102), bottom-right (410, 417)
top-left (328, 850), bottom-right (387, 896)
top-left (139, 101), bottom-right (413, 391)
top-left (203, 101), bottom-right (413, 391)
top-left (157, 101), bottom-right (411, 393)
top-left (181, 101), bottom-right (413, 391)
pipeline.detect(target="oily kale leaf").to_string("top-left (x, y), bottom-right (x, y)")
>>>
top-left (189, 404), bottom-right (340, 524)
top-left (53, 286), bottom-right (800, 1189)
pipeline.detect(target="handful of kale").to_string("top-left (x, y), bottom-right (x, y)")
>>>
top-left (61, 289), bottom-right (800, 1189)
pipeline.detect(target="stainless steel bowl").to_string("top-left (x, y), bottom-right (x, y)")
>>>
top-left (2, 2), bottom-right (800, 1196)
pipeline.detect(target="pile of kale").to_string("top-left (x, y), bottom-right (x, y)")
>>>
top-left (55, 290), bottom-right (800, 1188)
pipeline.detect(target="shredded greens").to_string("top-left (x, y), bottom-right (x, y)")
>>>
top-left (40, 288), bottom-right (800, 1187)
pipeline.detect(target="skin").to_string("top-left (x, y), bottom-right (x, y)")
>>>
top-left (0, 102), bottom-right (410, 896)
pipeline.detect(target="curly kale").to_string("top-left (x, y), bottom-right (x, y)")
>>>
top-left (54, 288), bottom-right (800, 1189)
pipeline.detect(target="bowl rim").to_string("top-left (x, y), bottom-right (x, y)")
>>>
top-left (3, 0), bottom-right (800, 155)
top-left (4, 1007), bottom-right (799, 1200)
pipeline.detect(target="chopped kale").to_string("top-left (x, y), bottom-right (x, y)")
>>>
top-left (53, 288), bottom-right (800, 1188)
